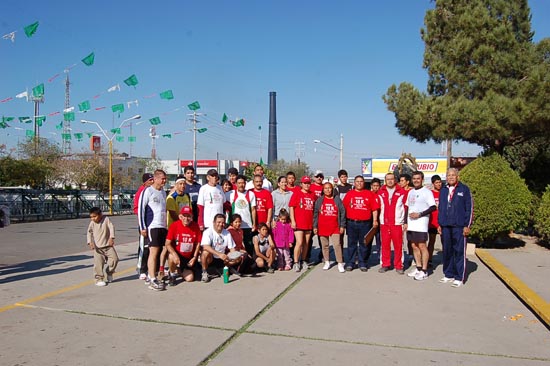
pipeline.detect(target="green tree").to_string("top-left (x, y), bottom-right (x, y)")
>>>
top-left (460, 154), bottom-right (531, 242)
top-left (535, 185), bottom-right (550, 242)
top-left (383, 0), bottom-right (549, 154)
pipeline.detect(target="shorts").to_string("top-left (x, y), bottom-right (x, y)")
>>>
top-left (176, 253), bottom-right (194, 269)
top-left (149, 228), bottom-right (167, 247)
top-left (407, 231), bottom-right (428, 244)
top-left (428, 227), bottom-right (438, 235)
top-left (295, 228), bottom-right (312, 232)
top-left (211, 257), bottom-right (225, 269)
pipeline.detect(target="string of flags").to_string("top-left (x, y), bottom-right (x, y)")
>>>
top-left (1, 21), bottom-right (40, 44)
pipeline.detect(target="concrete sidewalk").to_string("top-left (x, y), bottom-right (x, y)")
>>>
top-left (1, 217), bottom-right (549, 365)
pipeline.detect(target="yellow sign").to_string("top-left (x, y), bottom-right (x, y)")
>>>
top-left (365, 157), bottom-right (448, 179)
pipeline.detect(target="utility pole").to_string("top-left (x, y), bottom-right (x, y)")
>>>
top-left (149, 126), bottom-right (158, 160)
top-left (446, 139), bottom-right (452, 171)
top-left (62, 72), bottom-right (72, 155)
top-left (295, 140), bottom-right (305, 165)
top-left (187, 111), bottom-right (204, 172)
top-left (31, 93), bottom-right (44, 156)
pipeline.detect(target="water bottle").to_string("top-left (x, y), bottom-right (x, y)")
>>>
top-left (223, 266), bottom-right (229, 284)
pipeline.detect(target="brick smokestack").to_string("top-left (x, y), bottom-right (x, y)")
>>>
top-left (268, 91), bottom-right (278, 165)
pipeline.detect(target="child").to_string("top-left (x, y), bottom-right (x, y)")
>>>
top-left (271, 208), bottom-right (294, 270)
top-left (87, 207), bottom-right (119, 287)
top-left (227, 214), bottom-right (255, 275)
top-left (253, 223), bottom-right (276, 273)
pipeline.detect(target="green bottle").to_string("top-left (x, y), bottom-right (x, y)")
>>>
top-left (223, 266), bottom-right (229, 284)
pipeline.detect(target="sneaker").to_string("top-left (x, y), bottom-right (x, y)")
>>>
top-left (168, 274), bottom-right (178, 287)
top-left (359, 267), bottom-right (368, 272)
top-left (338, 263), bottom-right (346, 273)
top-left (414, 271), bottom-right (428, 281)
top-left (293, 263), bottom-right (301, 272)
top-left (396, 269), bottom-right (405, 275)
top-left (451, 280), bottom-right (463, 288)
top-left (201, 271), bottom-right (210, 283)
top-left (148, 278), bottom-right (165, 291)
top-left (139, 273), bottom-right (147, 280)
top-left (378, 267), bottom-right (391, 273)
top-left (439, 277), bottom-right (454, 283)
top-left (229, 267), bottom-right (241, 277)
top-left (345, 266), bottom-right (353, 272)
top-left (301, 261), bottom-right (308, 270)
top-left (407, 268), bottom-right (420, 277)
top-left (322, 261), bottom-right (330, 270)
top-left (95, 280), bottom-right (107, 287)
top-left (267, 267), bottom-right (275, 274)
top-left (144, 276), bottom-right (151, 285)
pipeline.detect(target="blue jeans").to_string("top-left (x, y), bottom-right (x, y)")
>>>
top-left (346, 220), bottom-right (373, 268)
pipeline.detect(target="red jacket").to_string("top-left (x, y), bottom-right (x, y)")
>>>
top-left (378, 185), bottom-right (406, 225)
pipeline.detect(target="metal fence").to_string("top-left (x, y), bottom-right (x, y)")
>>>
top-left (0, 188), bottom-right (134, 223)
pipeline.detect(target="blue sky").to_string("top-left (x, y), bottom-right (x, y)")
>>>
top-left (1, 0), bottom-right (549, 176)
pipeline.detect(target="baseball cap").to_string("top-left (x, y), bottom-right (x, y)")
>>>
top-left (180, 206), bottom-right (192, 215)
top-left (206, 169), bottom-right (219, 177)
top-left (314, 170), bottom-right (324, 178)
top-left (142, 173), bottom-right (154, 182)
top-left (300, 176), bottom-right (311, 183)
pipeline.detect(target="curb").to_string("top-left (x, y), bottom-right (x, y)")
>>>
top-left (476, 248), bottom-right (550, 327)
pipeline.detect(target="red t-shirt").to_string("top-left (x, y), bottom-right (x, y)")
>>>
top-left (317, 197), bottom-right (340, 236)
top-left (310, 183), bottom-right (323, 199)
top-left (342, 189), bottom-right (380, 221)
top-left (166, 220), bottom-right (202, 259)
top-left (289, 189), bottom-right (316, 230)
top-left (252, 188), bottom-right (273, 225)
top-left (286, 185), bottom-right (301, 194)
top-left (429, 189), bottom-right (440, 229)
top-left (228, 226), bottom-right (245, 251)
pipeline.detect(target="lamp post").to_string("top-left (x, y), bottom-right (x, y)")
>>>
top-left (313, 134), bottom-right (344, 170)
top-left (81, 115), bottom-right (141, 214)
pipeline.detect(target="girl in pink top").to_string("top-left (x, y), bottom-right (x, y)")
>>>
top-left (271, 209), bottom-right (294, 270)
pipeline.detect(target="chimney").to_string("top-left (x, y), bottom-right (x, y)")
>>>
top-left (268, 91), bottom-right (278, 165)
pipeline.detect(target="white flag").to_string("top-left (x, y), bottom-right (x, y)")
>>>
top-left (2, 31), bottom-right (16, 43)
top-left (63, 106), bottom-right (75, 113)
top-left (127, 100), bottom-right (139, 109)
top-left (107, 84), bottom-right (120, 92)
top-left (16, 91), bottom-right (28, 99)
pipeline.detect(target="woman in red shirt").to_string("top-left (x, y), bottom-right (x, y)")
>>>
top-left (313, 182), bottom-right (347, 273)
top-left (289, 176), bottom-right (317, 272)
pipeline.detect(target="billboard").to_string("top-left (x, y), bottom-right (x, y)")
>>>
top-left (362, 157), bottom-right (448, 181)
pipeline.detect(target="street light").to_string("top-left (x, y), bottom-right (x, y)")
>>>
top-left (313, 134), bottom-right (344, 170)
top-left (81, 114), bottom-right (141, 214)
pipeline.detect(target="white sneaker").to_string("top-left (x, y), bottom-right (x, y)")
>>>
top-left (451, 280), bottom-right (463, 288)
top-left (95, 280), bottom-right (106, 287)
top-left (337, 263), bottom-right (345, 273)
top-left (139, 273), bottom-right (147, 280)
top-left (414, 271), bottom-right (428, 281)
top-left (439, 277), bottom-right (454, 283)
top-left (407, 268), bottom-right (419, 277)
top-left (293, 263), bottom-right (301, 272)
top-left (322, 261), bottom-right (330, 270)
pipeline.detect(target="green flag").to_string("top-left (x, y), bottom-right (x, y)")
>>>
top-left (197, 128), bottom-right (208, 133)
top-left (56, 121), bottom-right (63, 130)
top-left (110, 128), bottom-right (121, 134)
top-left (162, 134), bottom-right (172, 138)
top-left (149, 117), bottom-right (161, 125)
top-left (62, 133), bottom-right (71, 140)
top-left (128, 136), bottom-right (136, 142)
top-left (160, 90), bottom-right (174, 100)
top-left (222, 113), bottom-right (228, 123)
top-left (26, 129), bottom-right (35, 137)
top-left (81, 52), bottom-right (95, 66)
top-left (35, 116), bottom-right (46, 127)
top-left (2, 116), bottom-right (15, 123)
top-left (64, 112), bottom-right (75, 121)
top-left (0, 122), bottom-right (7, 129)
top-left (259, 157), bottom-right (264, 166)
top-left (74, 133), bottom-right (83, 141)
top-left (187, 101), bottom-right (201, 111)
top-left (19, 117), bottom-right (32, 123)
top-left (78, 100), bottom-right (91, 112)
top-left (111, 103), bottom-right (124, 116)
top-left (86, 132), bottom-right (94, 138)
top-left (116, 136), bottom-right (124, 142)
top-left (124, 74), bottom-right (139, 87)
top-left (32, 83), bottom-right (44, 98)
top-left (258, 125), bottom-right (262, 130)
top-left (232, 119), bottom-right (244, 127)
top-left (24, 21), bottom-right (39, 37)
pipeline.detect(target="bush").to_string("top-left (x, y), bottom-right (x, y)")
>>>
top-left (460, 154), bottom-right (531, 242)
top-left (535, 185), bottom-right (550, 241)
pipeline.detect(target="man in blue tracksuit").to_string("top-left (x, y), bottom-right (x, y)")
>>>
top-left (437, 168), bottom-right (473, 288)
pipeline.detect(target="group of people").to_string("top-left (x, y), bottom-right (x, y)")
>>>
top-left (87, 163), bottom-right (472, 291)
